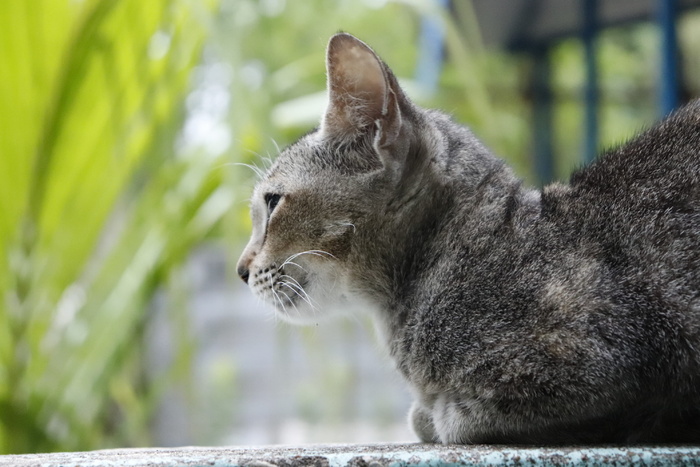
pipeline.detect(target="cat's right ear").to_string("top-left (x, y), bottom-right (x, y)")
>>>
top-left (320, 33), bottom-right (403, 152)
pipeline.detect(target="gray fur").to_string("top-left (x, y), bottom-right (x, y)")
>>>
top-left (237, 33), bottom-right (700, 444)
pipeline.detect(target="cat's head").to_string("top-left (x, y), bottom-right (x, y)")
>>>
top-left (236, 33), bottom-right (424, 323)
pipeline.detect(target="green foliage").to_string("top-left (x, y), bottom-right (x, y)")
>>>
top-left (214, 0), bottom-right (531, 231)
top-left (0, 0), bottom-right (223, 453)
top-left (213, 0), bottom-right (523, 144)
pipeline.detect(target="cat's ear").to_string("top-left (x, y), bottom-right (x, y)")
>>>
top-left (321, 33), bottom-right (403, 152)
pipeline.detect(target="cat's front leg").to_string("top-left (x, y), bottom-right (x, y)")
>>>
top-left (409, 400), bottom-right (439, 442)
top-left (429, 393), bottom-right (501, 444)
top-left (411, 394), bottom-right (492, 444)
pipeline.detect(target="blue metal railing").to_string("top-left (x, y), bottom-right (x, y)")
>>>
top-left (582, 0), bottom-right (599, 166)
top-left (414, 0), bottom-right (686, 185)
top-left (415, 0), bottom-right (450, 94)
top-left (659, 0), bottom-right (679, 116)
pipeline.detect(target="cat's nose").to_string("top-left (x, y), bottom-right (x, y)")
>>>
top-left (237, 264), bottom-right (250, 284)
top-left (237, 248), bottom-right (256, 284)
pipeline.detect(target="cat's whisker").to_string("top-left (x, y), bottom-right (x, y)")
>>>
top-left (282, 278), bottom-right (311, 305)
top-left (268, 273), bottom-right (288, 315)
top-left (273, 290), bottom-right (288, 315)
top-left (309, 249), bottom-right (336, 259)
top-left (279, 276), bottom-right (316, 309)
top-left (285, 249), bottom-right (337, 264)
top-left (279, 274), bottom-right (309, 295)
top-left (270, 138), bottom-right (282, 156)
top-left (283, 251), bottom-right (310, 263)
top-left (281, 279), bottom-right (315, 308)
top-left (277, 288), bottom-right (301, 316)
top-left (242, 147), bottom-right (265, 159)
top-left (280, 259), bottom-right (307, 272)
top-left (278, 283), bottom-right (312, 316)
top-left (260, 154), bottom-right (274, 169)
top-left (241, 147), bottom-right (276, 170)
top-left (232, 162), bottom-right (266, 180)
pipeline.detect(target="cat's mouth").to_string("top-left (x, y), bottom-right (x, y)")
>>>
top-left (250, 263), bottom-right (315, 318)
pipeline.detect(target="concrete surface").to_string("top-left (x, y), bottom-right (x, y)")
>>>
top-left (2, 443), bottom-right (700, 467)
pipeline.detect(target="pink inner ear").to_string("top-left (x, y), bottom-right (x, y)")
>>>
top-left (331, 43), bottom-right (385, 104)
top-left (324, 34), bottom-right (388, 138)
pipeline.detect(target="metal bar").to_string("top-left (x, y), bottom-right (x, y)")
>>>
top-left (582, 0), bottom-right (599, 165)
top-left (415, 0), bottom-right (450, 94)
top-left (532, 46), bottom-right (554, 185)
top-left (658, 0), bottom-right (679, 116)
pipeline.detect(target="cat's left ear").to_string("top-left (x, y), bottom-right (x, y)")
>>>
top-left (321, 33), bottom-right (405, 156)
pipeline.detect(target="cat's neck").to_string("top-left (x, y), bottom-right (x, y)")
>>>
top-left (347, 132), bottom-right (538, 330)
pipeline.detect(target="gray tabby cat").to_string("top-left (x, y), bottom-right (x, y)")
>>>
top-left (237, 33), bottom-right (700, 444)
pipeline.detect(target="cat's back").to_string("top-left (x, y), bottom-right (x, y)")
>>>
top-left (544, 100), bottom-right (700, 254)
top-left (541, 100), bottom-right (700, 349)
top-left (568, 99), bottom-right (700, 209)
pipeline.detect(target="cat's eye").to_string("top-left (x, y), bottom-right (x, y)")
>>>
top-left (264, 193), bottom-right (282, 215)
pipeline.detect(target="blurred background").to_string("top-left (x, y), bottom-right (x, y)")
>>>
top-left (1, 0), bottom-right (700, 454)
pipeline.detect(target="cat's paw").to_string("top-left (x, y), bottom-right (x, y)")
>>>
top-left (409, 401), bottom-right (439, 443)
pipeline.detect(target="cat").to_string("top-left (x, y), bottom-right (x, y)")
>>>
top-left (236, 32), bottom-right (700, 444)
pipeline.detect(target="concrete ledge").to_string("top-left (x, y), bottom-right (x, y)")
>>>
top-left (2, 443), bottom-right (700, 467)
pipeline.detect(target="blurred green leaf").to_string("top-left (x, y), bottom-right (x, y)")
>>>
top-left (0, 0), bottom-right (221, 453)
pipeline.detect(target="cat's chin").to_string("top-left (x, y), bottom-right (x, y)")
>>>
top-left (274, 309), bottom-right (327, 326)
top-left (269, 296), bottom-right (325, 325)
top-left (267, 289), bottom-right (359, 326)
